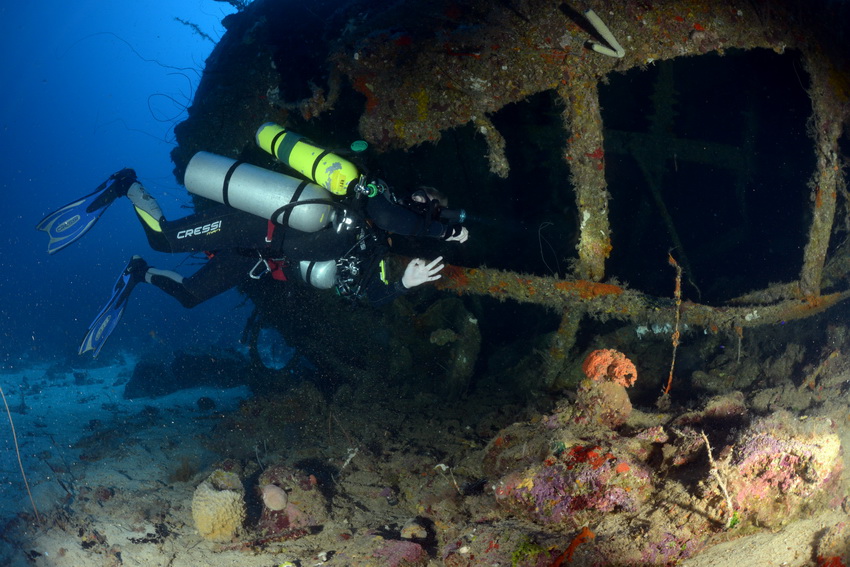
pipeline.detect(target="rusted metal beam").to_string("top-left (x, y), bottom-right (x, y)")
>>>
top-left (560, 79), bottom-right (611, 282)
top-left (434, 264), bottom-right (850, 332)
top-left (798, 47), bottom-right (846, 297)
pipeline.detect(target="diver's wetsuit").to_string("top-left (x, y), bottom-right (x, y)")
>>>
top-left (37, 167), bottom-right (463, 357)
top-left (128, 181), bottom-right (455, 308)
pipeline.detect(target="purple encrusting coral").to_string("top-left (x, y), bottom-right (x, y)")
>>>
top-left (734, 431), bottom-right (804, 470)
top-left (497, 445), bottom-right (652, 524)
top-left (634, 425), bottom-right (669, 443)
top-left (527, 464), bottom-right (577, 523)
top-left (733, 422), bottom-right (838, 486)
top-left (727, 414), bottom-right (842, 527)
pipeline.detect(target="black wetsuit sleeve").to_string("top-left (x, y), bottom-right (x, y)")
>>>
top-left (365, 194), bottom-right (447, 238)
top-left (363, 277), bottom-right (409, 306)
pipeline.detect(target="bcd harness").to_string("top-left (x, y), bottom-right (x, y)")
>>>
top-left (246, 199), bottom-right (389, 299)
top-left (240, 175), bottom-right (460, 298)
top-left (246, 220), bottom-right (290, 281)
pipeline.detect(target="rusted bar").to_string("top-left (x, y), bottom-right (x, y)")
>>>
top-left (798, 47), bottom-right (846, 297)
top-left (434, 264), bottom-right (850, 332)
top-left (560, 79), bottom-right (611, 282)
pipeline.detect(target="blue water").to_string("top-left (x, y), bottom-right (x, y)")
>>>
top-left (0, 0), bottom-right (249, 365)
top-left (0, 3), bottom-right (260, 554)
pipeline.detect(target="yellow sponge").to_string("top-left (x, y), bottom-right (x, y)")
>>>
top-left (191, 470), bottom-right (246, 542)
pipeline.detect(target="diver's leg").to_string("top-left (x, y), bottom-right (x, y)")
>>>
top-left (141, 268), bottom-right (199, 308)
top-left (79, 250), bottom-right (252, 355)
top-left (126, 181), bottom-right (167, 249)
top-left (144, 250), bottom-right (257, 308)
top-left (127, 184), bottom-right (269, 255)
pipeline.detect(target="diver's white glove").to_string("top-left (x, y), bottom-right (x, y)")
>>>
top-left (445, 226), bottom-right (469, 243)
top-left (402, 256), bottom-right (444, 288)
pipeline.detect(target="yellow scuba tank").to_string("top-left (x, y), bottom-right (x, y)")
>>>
top-left (256, 122), bottom-right (360, 196)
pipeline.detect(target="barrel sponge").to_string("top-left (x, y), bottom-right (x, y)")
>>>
top-left (191, 470), bottom-right (246, 542)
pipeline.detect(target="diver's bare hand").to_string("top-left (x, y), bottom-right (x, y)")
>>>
top-left (402, 256), bottom-right (444, 288)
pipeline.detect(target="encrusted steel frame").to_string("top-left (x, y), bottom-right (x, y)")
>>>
top-left (328, 0), bottom-right (849, 335)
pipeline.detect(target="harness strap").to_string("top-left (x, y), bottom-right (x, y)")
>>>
top-left (248, 253), bottom-right (288, 281)
top-left (245, 223), bottom-right (288, 282)
top-left (221, 160), bottom-right (243, 207)
top-left (269, 180), bottom-right (309, 227)
top-left (265, 258), bottom-right (288, 281)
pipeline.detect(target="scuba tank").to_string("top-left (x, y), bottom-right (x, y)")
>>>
top-left (300, 230), bottom-right (389, 296)
top-left (256, 122), bottom-right (361, 196)
top-left (184, 151), bottom-right (334, 233)
top-left (299, 260), bottom-right (337, 289)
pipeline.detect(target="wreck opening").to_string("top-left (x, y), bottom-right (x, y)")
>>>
top-left (302, 89), bottom-right (581, 279)
top-left (601, 48), bottom-right (814, 303)
top-left (490, 90), bottom-right (578, 278)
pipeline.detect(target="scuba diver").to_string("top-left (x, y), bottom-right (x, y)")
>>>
top-left (36, 123), bottom-right (469, 357)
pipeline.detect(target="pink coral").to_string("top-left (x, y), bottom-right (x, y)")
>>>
top-left (372, 540), bottom-right (428, 567)
top-left (255, 464), bottom-right (329, 537)
top-left (260, 484), bottom-right (287, 511)
top-left (727, 413), bottom-right (843, 527)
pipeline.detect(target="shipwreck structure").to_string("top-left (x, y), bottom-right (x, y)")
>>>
top-left (172, 0), bottom-right (850, 394)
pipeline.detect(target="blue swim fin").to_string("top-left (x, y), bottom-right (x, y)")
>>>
top-left (36, 168), bottom-right (136, 254)
top-left (79, 256), bottom-right (148, 357)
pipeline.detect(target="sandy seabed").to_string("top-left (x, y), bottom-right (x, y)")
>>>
top-left (1, 356), bottom-right (848, 567)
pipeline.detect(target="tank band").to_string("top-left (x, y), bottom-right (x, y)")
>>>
top-left (311, 149), bottom-right (334, 186)
top-left (269, 179), bottom-right (310, 226)
top-left (272, 129), bottom-right (303, 163)
top-left (221, 160), bottom-right (243, 207)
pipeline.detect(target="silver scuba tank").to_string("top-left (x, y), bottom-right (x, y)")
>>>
top-left (184, 151), bottom-right (334, 233)
top-left (299, 260), bottom-right (337, 289)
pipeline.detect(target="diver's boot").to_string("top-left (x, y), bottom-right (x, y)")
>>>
top-left (126, 255), bottom-right (150, 284)
top-left (105, 168), bottom-right (138, 198)
top-left (83, 168), bottom-right (138, 211)
top-left (82, 168), bottom-right (139, 215)
top-left (127, 182), bottom-right (166, 231)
